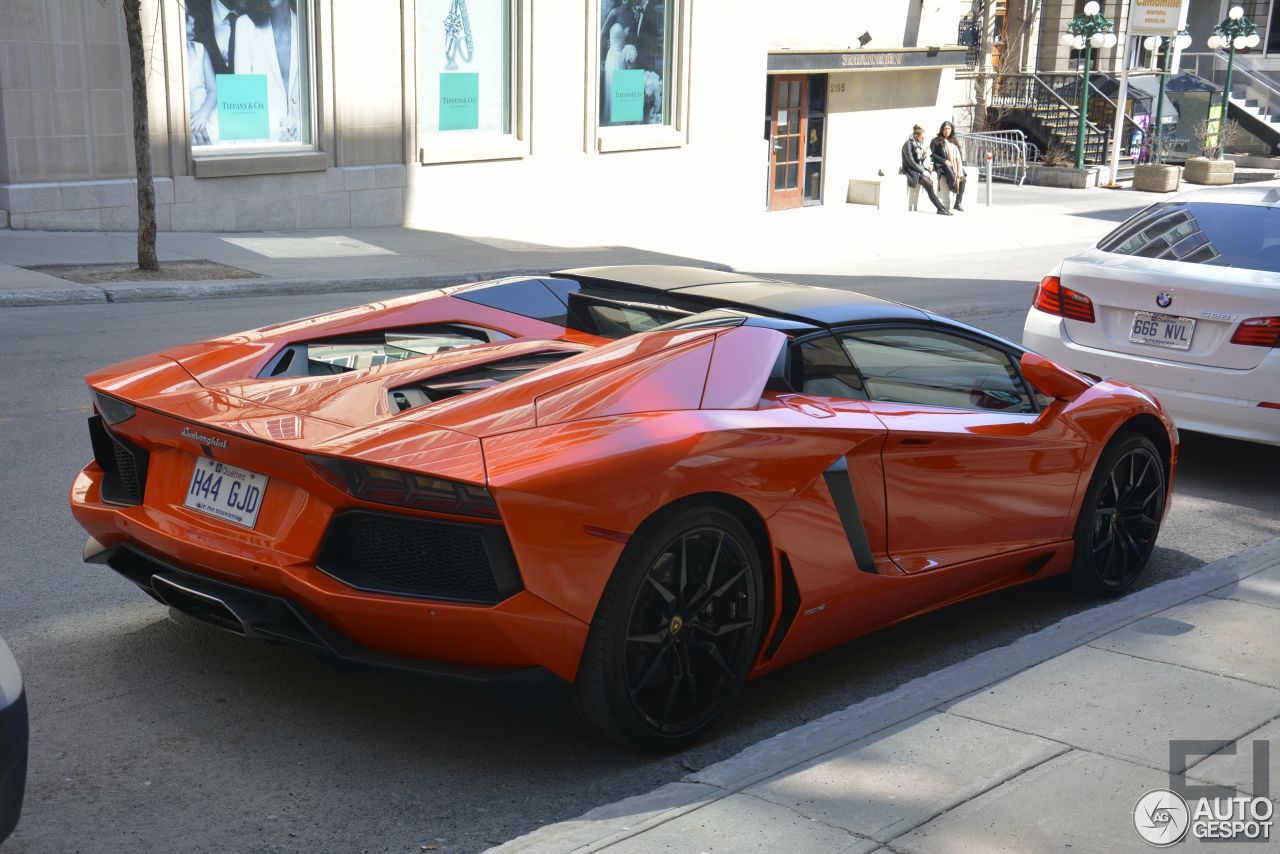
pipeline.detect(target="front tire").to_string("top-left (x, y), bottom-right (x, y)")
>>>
top-left (573, 505), bottom-right (765, 751)
top-left (1070, 432), bottom-right (1166, 597)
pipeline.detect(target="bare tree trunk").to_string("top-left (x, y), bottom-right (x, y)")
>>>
top-left (122, 0), bottom-right (158, 271)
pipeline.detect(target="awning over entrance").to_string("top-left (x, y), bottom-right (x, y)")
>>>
top-left (1091, 73), bottom-right (1179, 121)
top-left (767, 47), bottom-right (969, 73)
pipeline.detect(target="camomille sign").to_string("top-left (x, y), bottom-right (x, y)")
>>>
top-left (1128, 0), bottom-right (1188, 35)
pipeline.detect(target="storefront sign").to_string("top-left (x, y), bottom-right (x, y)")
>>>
top-left (610, 69), bottom-right (645, 124)
top-left (767, 47), bottom-right (968, 73)
top-left (1204, 101), bottom-right (1224, 150)
top-left (439, 72), bottom-right (480, 131)
top-left (1129, 0), bottom-right (1188, 35)
top-left (215, 74), bottom-right (269, 140)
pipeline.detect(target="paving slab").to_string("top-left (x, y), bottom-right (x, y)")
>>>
top-left (892, 749), bottom-right (1276, 853)
top-left (1186, 717), bottom-right (1280, 797)
top-left (599, 793), bottom-right (877, 854)
top-left (944, 645), bottom-right (1280, 772)
top-left (1208, 562), bottom-right (1280, 612)
top-left (492, 782), bottom-right (720, 854)
top-left (743, 711), bottom-right (1067, 844)
top-left (1090, 596), bottom-right (1280, 690)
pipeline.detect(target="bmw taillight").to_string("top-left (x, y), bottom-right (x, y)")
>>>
top-left (1229, 317), bottom-right (1280, 348)
top-left (306, 456), bottom-right (500, 519)
top-left (1033, 276), bottom-right (1096, 323)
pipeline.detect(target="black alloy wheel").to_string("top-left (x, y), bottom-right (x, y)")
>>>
top-left (574, 506), bottom-right (765, 751)
top-left (1071, 432), bottom-right (1166, 597)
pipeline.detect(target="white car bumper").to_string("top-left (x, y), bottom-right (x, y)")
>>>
top-left (1023, 307), bottom-right (1280, 446)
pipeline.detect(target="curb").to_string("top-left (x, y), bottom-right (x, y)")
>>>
top-left (0, 261), bottom-right (738, 308)
top-left (490, 535), bottom-right (1280, 854)
top-left (0, 270), bottom-right (540, 308)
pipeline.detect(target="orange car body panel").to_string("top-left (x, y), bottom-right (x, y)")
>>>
top-left (69, 281), bottom-right (1179, 686)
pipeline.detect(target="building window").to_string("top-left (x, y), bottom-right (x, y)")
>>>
top-left (414, 0), bottom-right (528, 163)
top-left (418, 0), bottom-right (512, 135)
top-left (184, 0), bottom-right (315, 153)
top-left (598, 0), bottom-right (672, 127)
top-left (591, 0), bottom-right (688, 152)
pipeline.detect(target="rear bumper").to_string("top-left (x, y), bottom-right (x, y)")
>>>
top-left (70, 466), bottom-right (589, 682)
top-left (1024, 308), bottom-right (1280, 447)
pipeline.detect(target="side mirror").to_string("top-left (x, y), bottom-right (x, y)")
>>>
top-left (1019, 352), bottom-right (1091, 402)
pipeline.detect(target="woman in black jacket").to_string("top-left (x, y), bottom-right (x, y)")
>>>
top-left (901, 125), bottom-right (950, 215)
top-left (930, 121), bottom-right (965, 212)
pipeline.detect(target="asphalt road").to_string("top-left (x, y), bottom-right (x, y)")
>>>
top-left (2, 249), bottom-right (1277, 853)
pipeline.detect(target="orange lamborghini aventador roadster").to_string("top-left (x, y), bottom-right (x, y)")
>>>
top-left (70, 266), bottom-right (1177, 750)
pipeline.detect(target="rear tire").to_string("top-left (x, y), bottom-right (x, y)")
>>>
top-left (572, 505), bottom-right (764, 751)
top-left (1070, 432), bottom-right (1166, 597)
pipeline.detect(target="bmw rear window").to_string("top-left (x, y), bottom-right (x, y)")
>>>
top-left (1097, 202), bottom-right (1280, 273)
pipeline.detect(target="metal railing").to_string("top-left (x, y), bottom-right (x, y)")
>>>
top-left (956, 129), bottom-right (1034, 184)
top-left (1035, 73), bottom-right (1151, 160)
top-left (1183, 50), bottom-right (1280, 130)
top-left (986, 73), bottom-right (1112, 161)
top-left (1087, 77), bottom-right (1151, 161)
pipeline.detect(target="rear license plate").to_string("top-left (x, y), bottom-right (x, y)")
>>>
top-left (183, 457), bottom-right (268, 529)
top-left (1129, 311), bottom-right (1196, 351)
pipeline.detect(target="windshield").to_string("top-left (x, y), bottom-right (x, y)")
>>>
top-left (1097, 202), bottom-right (1280, 274)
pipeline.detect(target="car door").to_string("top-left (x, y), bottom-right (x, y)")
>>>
top-left (827, 324), bottom-right (1090, 574)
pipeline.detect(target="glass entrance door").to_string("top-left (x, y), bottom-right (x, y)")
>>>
top-left (768, 75), bottom-right (807, 211)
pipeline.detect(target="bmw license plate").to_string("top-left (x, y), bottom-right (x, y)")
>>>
top-left (1129, 311), bottom-right (1195, 351)
top-left (183, 457), bottom-right (268, 528)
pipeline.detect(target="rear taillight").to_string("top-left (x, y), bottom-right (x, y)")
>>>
top-left (92, 391), bottom-right (136, 425)
top-left (1032, 276), bottom-right (1095, 323)
top-left (306, 456), bottom-right (500, 519)
top-left (1229, 317), bottom-right (1280, 348)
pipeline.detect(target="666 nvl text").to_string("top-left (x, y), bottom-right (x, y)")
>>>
top-left (1133, 317), bottom-right (1191, 343)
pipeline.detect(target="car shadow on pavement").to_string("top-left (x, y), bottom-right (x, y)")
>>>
top-left (10, 527), bottom-right (1208, 854)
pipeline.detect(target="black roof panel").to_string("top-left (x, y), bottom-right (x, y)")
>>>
top-left (551, 265), bottom-right (930, 328)
top-left (674, 281), bottom-right (929, 326)
top-left (553, 265), bottom-right (766, 292)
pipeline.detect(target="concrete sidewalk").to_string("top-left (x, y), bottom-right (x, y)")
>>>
top-left (494, 536), bottom-right (1280, 853)
top-left (0, 182), bottom-right (1181, 307)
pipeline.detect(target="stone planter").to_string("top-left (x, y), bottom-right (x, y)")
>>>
top-left (1132, 164), bottom-right (1181, 193)
top-left (1182, 157), bottom-right (1235, 185)
top-left (1026, 165), bottom-right (1104, 189)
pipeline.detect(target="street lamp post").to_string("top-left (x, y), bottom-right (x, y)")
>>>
top-left (1142, 29), bottom-right (1193, 164)
top-left (1060, 2), bottom-right (1117, 170)
top-left (1205, 6), bottom-right (1261, 159)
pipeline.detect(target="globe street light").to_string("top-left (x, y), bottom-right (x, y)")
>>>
top-left (1062, 1), bottom-right (1116, 169)
top-left (1207, 5), bottom-right (1260, 159)
top-left (1142, 29), bottom-right (1192, 164)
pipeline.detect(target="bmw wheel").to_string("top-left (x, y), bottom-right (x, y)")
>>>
top-left (574, 505), bottom-right (765, 751)
top-left (1070, 432), bottom-right (1166, 597)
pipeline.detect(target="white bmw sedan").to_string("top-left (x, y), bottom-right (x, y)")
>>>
top-left (1023, 183), bottom-right (1280, 446)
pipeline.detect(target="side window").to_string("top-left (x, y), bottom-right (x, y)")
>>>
top-left (837, 327), bottom-right (1034, 413)
top-left (453, 277), bottom-right (576, 325)
top-left (794, 334), bottom-right (868, 400)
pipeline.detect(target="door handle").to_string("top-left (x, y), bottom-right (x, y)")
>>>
top-left (899, 437), bottom-right (935, 446)
top-left (776, 394), bottom-right (836, 419)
